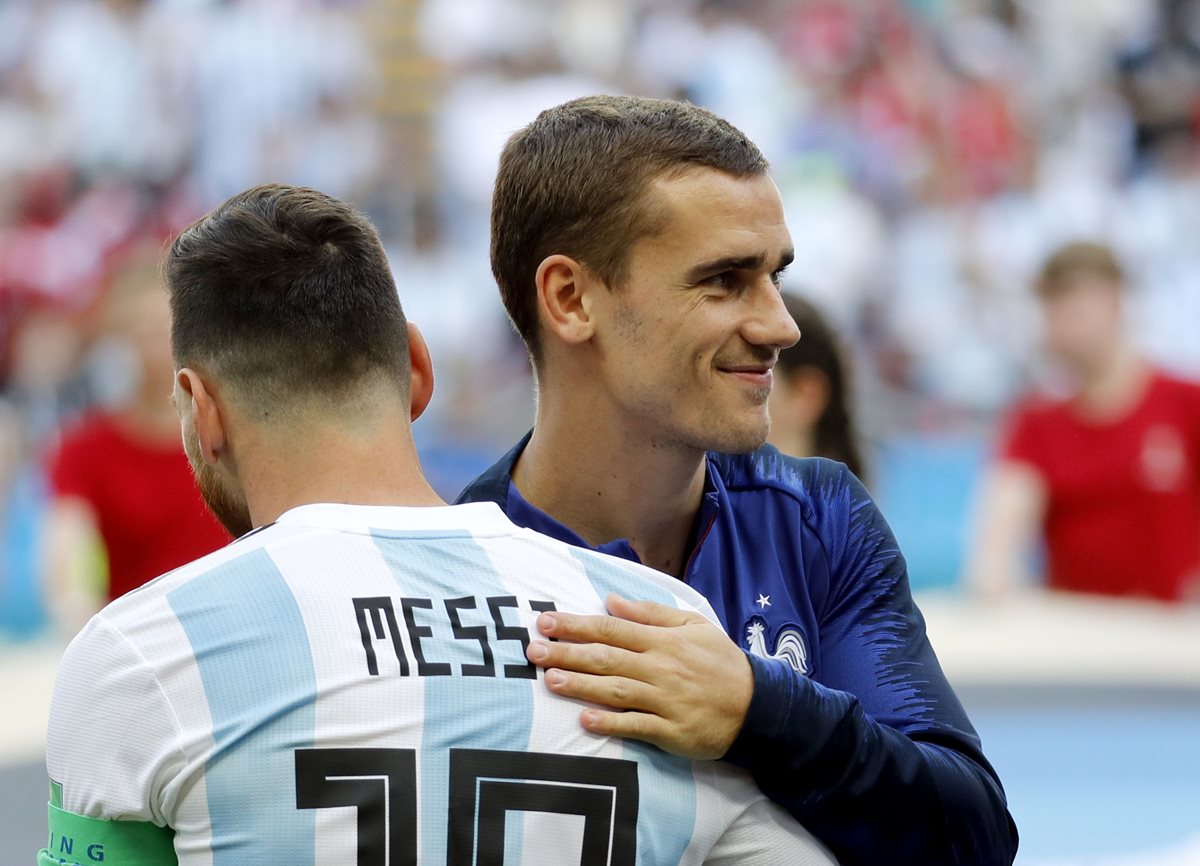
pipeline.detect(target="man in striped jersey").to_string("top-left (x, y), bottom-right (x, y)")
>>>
top-left (39, 183), bottom-right (835, 865)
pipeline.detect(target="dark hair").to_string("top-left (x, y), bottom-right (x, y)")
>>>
top-left (166, 184), bottom-right (409, 413)
top-left (491, 94), bottom-right (769, 360)
top-left (777, 293), bottom-right (866, 481)
top-left (1035, 241), bottom-right (1125, 298)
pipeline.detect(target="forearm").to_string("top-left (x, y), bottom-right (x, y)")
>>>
top-left (724, 654), bottom-right (1018, 866)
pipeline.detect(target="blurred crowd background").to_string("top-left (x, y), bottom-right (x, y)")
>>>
top-left (4, 0), bottom-right (1200, 640)
top-left (3, 2), bottom-right (1200, 862)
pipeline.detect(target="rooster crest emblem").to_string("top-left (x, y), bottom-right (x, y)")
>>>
top-left (746, 619), bottom-right (809, 675)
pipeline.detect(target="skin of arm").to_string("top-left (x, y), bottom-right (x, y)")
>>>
top-left (965, 460), bottom-right (1048, 598)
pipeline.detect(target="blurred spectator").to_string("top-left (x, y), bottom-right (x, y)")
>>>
top-left (42, 244), bottom-right (230, 633)
top-left (189, 0), bottom-right (381, 202)
top-left (1117, 0), bottom-right (1200, 170)
top-left (768, 293), bottom-right (868, 483)
top-left (24, 0), bottom-right (189, 181)
top-left (968, 242), bottom-right (1200, 603)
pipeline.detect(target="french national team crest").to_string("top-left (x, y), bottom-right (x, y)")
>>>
top-left (745, 617), bottom-right (810, 675)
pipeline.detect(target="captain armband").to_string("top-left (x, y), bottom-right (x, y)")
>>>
top-left (39, 801), bottom-right (177, 866)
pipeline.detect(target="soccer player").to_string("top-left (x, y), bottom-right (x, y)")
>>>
top-left (457, 95), bottom-right (1019, 864)
top-left (39, 184), bottom-right (836, 864)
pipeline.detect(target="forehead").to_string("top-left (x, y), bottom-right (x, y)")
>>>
top-left (639, 167), bottom-right (791, 264)
top-left (1042, 274), bottom-right (1121, 306)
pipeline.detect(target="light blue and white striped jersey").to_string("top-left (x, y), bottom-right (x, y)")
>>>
top-left (45, 502), bottom-right (835, 865)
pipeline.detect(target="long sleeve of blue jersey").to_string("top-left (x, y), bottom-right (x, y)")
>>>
top-left (723, 462), bottom-right (1019, 866)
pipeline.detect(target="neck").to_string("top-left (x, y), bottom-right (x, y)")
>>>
top-left (1074, 344), bottom-right (1149, 417)
top-left (768, 427), bottom-right (815, 460)
top-left (239, 420), bottom-right (445, 528)
top-left (514, 374), bottom-right (707, 577)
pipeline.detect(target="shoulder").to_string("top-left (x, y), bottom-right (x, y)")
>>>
top-left (709, 445), bottom-right (865, 516)
top-left (711, 446), bottom-right (900, 577)
top-left (455, 433), bottom-right (530, 507)
top-left (1005, 390), bottom-right (1070, 424)
top-left (1151, 368), bottom-right (1200, 399)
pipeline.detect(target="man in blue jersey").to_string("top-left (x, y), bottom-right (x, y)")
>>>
top-left (39, 184), bottom-right (835, 864)
top-left (457, 95), bottom-right (1019, 864)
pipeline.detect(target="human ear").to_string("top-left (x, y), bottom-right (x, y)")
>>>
top-left (176, 368), bottom-right (226, 466)
top-left (535, 254), bottom-right (596, 346)
top-left (406, 322), bottom-right (435, 421)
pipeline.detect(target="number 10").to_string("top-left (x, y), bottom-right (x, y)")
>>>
top-left (295, 747), bottom-right (639, 865)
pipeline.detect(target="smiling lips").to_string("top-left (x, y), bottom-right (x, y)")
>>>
top-left (718, 364), bottom-right (774, 389)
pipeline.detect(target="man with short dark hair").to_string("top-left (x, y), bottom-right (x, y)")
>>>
top-left (970, 241), bottom-right (1200, 602)
top-left (40, 183), bottom-right (837, 864)
top-left (460, 95), bottom-right (1019, 864)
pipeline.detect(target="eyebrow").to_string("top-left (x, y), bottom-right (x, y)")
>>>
top-left (685, 248), bottom-right (795, 283)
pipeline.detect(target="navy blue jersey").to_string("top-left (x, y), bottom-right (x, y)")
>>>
top-left (458, 436), bottom-right (1018, 866)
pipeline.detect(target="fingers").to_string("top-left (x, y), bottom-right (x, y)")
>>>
top-left (527, 637), bottom-right (652, 682)
top-left (578, 708), bottom-right (716, 761)
top-left (604, 593), bottom-right (700, 628)
top-left (542, 667), bottom-right (661, 714)
top-left (579, 708), bottom-right (668, 747)
top-left (533, 596), bottom-right (705, 650)
top-left (534, 608), bottom-right (656, 652)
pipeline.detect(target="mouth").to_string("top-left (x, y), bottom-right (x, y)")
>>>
top-left (717, 364), bottom-right (774, 389)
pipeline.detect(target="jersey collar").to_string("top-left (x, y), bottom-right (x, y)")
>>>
top-left (274, 501), bottom-right (515, 535)
top-left (457, 429), bottom-right (726, 569)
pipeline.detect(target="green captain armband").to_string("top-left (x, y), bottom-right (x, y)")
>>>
top-left (39, 802), bottom-right (177, 866)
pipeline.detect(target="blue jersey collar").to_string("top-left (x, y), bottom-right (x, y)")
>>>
top-left (456, 429), bottom-right (725, 569)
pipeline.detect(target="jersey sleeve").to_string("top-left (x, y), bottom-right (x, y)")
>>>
top-left (44, 615), bottom-right (186, 831)
top-left (725, 460), bottom-right (1018, 865)
top-left (695, 762), bottom-right (838, 866)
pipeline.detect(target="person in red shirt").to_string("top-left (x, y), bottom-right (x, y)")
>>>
top-left (969, 242), bottom-right (1200, 603)
top-left (43, 245), bottom-right (230, 631)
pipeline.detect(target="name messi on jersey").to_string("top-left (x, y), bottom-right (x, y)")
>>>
top-left (352, 595), bottom-right (557, 680)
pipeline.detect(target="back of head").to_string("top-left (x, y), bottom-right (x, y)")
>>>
top-left (491, 95), bottom-right (769, 360)
top-left (166, 184), bottom-right (409, 417)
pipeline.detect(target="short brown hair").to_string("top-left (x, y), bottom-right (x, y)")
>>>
top-left (491, 95), bottom-right (768, 359)
top-left (1035, 242), bottom-right (1125, 298)
top-left (166, 184), bottom-right (409, 413)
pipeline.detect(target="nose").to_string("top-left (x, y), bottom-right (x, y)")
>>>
top-left (743, 281), bottom-right (800, 350)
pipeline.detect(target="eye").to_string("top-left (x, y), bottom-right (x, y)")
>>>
top-left (770, 265), bottom-right (789, 289)
top-left (701, 271), bottom-right (735, 290)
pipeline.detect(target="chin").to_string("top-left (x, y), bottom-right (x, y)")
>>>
top-left (695, 417), bottom-right (770, 455)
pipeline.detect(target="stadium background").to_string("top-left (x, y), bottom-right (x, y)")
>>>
top-left (1, 0), bottom-right (1198, 862)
